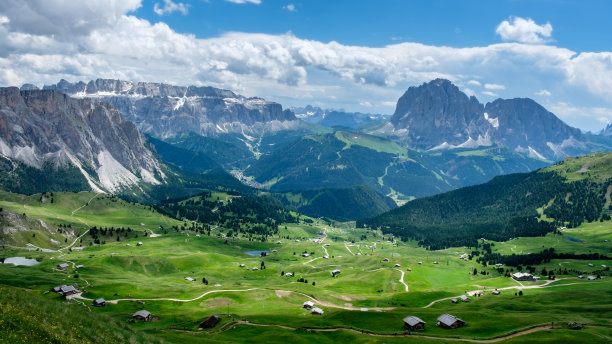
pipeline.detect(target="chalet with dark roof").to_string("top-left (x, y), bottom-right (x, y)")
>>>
top-left (403, 316), bottom-right (426, 331)
top-left (436, 313), bottom-right (465, 329)
top-left (200, 315), bottom-right (221, 329)
top-left (132, 310), bottom-right (151, 322)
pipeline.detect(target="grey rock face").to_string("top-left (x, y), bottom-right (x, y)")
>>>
top-left (0, 87), bottom-right (164, 192)
top-left (390, 79), bottom-right (488, 147)
top-left (602, 123), bottom-right (612, 136)
top-left (384, 79), bottom-right (585, 159)
top-left (484, 98), bottom-right (582, 158)
top-left (44, 79), bottom-right (298, 138)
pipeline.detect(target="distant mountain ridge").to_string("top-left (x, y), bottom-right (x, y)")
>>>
top-left (373, 79), bottom-right (590, 160)
top-left (291, 105), bottom-right (390, 129)
top-left (0, 87), bottom-right (164, 194)
top-left (43, 79), bottom-right (301, 139)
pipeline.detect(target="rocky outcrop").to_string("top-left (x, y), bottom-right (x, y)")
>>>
top-left (379, 79), bottom-right (587, 160)
top-left (44, 79), bottom-right (299, 138)
top-left (484, 98), bottom-right (583, 159)
top-left (389, 79), bottom-right (488, 147)
top-left (0, 87), bottom-right (164, 193)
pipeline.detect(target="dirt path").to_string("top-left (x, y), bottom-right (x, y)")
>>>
top-left (214, 321), bottom-right (559, 343)
top-left (396, 268), bottom-right (409, 292)
top-left (89, 287), bottom-right (393, 311)
top-left (71, 193), bottom-right (102, 215)
top-left (58, 228), bottom-right (90, 252)
top-left (303, 257), bottom-right (322, 265)
top-left (344, 243), bottom-right (354, 255)
top-left (423, 278), bottom-right (610, 308)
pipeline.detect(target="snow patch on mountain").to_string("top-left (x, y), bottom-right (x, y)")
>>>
top-left (484, 112), bottom-right (499, 129)
top-left (95, 150), bottom-right (139, 193)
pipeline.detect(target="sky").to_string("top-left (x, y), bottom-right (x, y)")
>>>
top-left (1, 0), bottom-right (611, 132)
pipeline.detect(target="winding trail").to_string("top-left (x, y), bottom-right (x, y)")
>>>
top-left (79, 287), bottom-right (393, 311)
top-left (209, 321), bottom-right (571, 343)
top-left (423, 278), bottom-right (611, 308)
top-left (344, 243), bottom-right (354, 255)
top-left (71, 193), bottom-right (102, 215)
top-left (395, 268), bottom-right (409, 292)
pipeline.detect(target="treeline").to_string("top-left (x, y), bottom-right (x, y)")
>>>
top-left (359, 171), bottom-right (611, 250)
top-left (0, 157), bottom-right (90, 195)
top-left (154, 192), bottom-right (297, 239)
top-left (476, 247), bottom-right (611, 267)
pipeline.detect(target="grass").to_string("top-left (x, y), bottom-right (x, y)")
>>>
top-left (1, 192), bottom-right (612, 343)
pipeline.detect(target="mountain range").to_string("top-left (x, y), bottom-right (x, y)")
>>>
top-left (372, 79), bottom-right (593, 160)
top-left (0, 87), bottom-right (164, 194)
top-left (2, 77), bottom-right (612, 220)
top-left (291, 105), bottom-right (390, 129)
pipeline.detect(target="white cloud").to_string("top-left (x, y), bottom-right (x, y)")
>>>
top-left (496, 17), bottom-right (552, 44)
top-left (549, 102), bottom-right (612, 131)
top-left (484, 83), bottom-right (505, 90)
top-left (225, 0), bottom-right (262, 4)
top-left (0, 0), bottom-right (141, 39)
top-left (463, 88), bottom-right (475, 97)
top-left (0, 3), bottom-right (611, 131)
top-left (359, 101), bottom-right (372, 107)
top-left (536, 89), bottom-right (551, 96)
top-left (283, 4), bottom-right (296, 12)
top-left (154, 0), bottom-right (189, 16)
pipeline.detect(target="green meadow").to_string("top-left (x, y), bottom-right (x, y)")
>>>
top-left (1, 192), bottom-right (611, 343)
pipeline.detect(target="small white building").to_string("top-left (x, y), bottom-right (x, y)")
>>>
top-left (184, 277), bottom-right (195, 282)
top-left (303, 301), bottom-right (314, 309)
top-left (511, 272), bottom-right (535, 281)
top-left (285, 272), bottom-right (293, 277)
top-left (302, 253), bottom-right (309, 257)
top-left (394, 264), bottom-right (400, 267)
top-left (311, 307), bottom-right (324, 315)
top-left (587, 276), bottom-right (597, 280)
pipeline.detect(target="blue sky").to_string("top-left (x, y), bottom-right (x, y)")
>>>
top-left (1, 0), bottom-right (611, 132)
top-left (136, 0), bottom-right (612, 52)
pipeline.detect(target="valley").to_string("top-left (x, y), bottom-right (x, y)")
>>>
top-left (1, 176), bottom-right (612, 343)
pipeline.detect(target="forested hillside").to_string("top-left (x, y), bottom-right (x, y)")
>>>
top-left (360, 153), bottom-right (612, 249)
top-left (275, 184), bottom-right (397, 221)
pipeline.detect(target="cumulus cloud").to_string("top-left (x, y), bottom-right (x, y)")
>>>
top-left (283, 4), bottom-right (297, 12)
top-left (484, 83), bottom-right (505, 90)
top-left (0, 0), bottom-right (141, 39)
top-left (154, 0), bottom-right (189, 16)
top-left (225, 0), bottom-right (262, 4)
top-left (359, 101), bottom-right (372, 107)
top-left (496, 17), bottom-right (552, 44)
top-left (0, 2), bottom-right (612, 131)
top-left (536, 89), bottom-right (551, 96)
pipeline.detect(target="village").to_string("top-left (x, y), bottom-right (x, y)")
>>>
top-left (16, 216), bottom-right (604, 341)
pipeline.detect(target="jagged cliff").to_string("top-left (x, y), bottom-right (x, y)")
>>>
top-left (0, 87), bottom-right (165, 193)
top-left (44, 79), bottom-right (300, 138)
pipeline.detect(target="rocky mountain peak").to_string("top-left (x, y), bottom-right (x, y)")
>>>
top-left (43, 79), bottom-right (298, 138)
top-left (389, 78), bottom-right (488, 147)
top-left (378, 79), bottom-right (589, 159)
top-left (0, 87), bottom-right (165, 193)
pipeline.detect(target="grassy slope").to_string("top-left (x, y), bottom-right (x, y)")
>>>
top-left (1, 191), bottom-right (611, 343)
top-left (0, 190), bottom-right (183, 249)
top-left (0, 285), bottom-right (166, 344)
